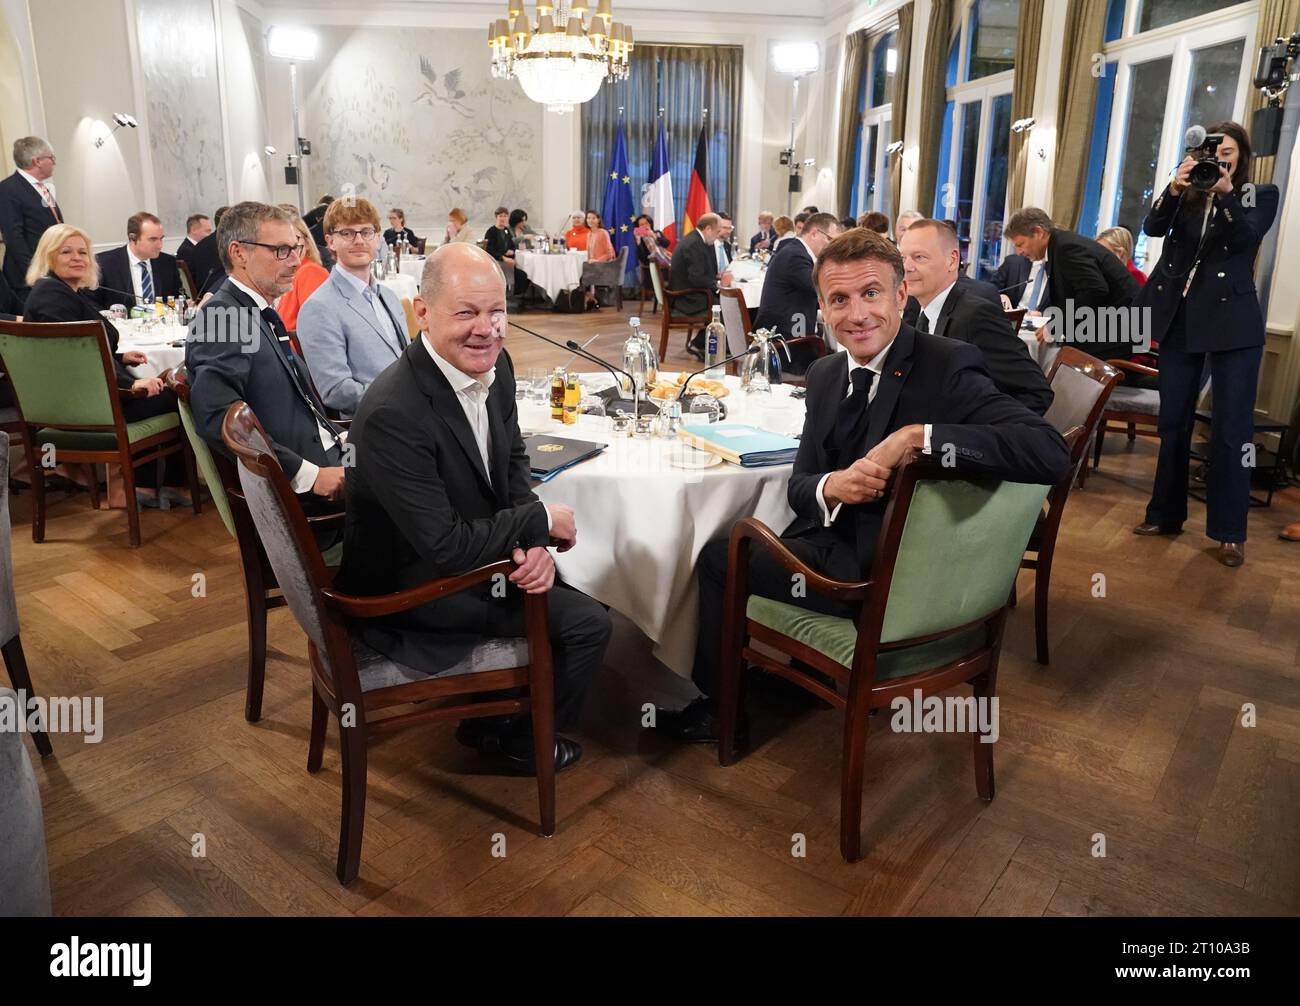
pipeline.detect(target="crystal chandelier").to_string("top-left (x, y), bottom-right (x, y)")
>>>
top-left (488, 0), bottom-right (633, 114)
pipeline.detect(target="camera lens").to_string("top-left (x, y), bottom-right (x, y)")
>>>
top-left (1188, 159), bottom-right (1221, 191)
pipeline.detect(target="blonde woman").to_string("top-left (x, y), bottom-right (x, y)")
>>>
top-left (1095, 225), bottom-right (1146, 286)
top-left (275, 216), bottom-right (329, 331)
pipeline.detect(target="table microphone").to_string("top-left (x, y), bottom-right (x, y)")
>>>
top-left (678, 346), bottom-right (758, 400)
top-left (505, 320), bottom-right (637, 396)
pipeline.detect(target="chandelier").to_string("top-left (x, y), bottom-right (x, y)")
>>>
top-left (488, 0), bottom-right (633, 114)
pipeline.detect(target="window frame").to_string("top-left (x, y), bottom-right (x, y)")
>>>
top-left (852, 27), bottom-right (898, 218)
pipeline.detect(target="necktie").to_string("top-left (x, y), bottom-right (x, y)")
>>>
top-left (139, 261), bottom-right (154, 304)
top-left (832, 367), bottom-right (874, 456)
top-left (35, 181), bottom-right (58, 221)
top-left (1027, 265), bottom-right (1045, 310)
top-left (916, 310), bottom-right (931, 334)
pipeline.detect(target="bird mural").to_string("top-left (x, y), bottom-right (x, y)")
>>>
top-left (352, 152), bottom-right (395, 193)
top-left (415, 57), bottom-right (474, 118)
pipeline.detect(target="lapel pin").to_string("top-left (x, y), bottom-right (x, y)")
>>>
top-left (893, 369), bottom-right (903, 378)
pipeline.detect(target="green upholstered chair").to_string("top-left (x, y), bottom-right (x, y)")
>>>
top-left (220, 400), bottom-right (557, 885)
top-left (176, 260), bottom-right (197, 301)
top-left (717, 453), bottom-right (1054, 863)
top-left (1018, 350), bottom-right (1121, 664)
top-left (0, 319), bottom-right (200, 548)
top-left (169, 368), bottom-right (342, 723)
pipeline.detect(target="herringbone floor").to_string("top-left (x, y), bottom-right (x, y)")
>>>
top-left (8, 305), bottom-right (1300, 916)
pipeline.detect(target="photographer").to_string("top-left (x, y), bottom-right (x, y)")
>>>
top-left (1133, 120), bottom-right (1279, 567)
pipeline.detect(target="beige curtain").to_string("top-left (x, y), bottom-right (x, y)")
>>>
top-left (1007, 0), bottom-right (1044, 212)
top-left (915, 0), bottom-right (954, 216)
top-left (1051, 0), bottom-right (1109, 227)
top-left (1248, 0), bottom-right (1300, 185)
top-left (889, 3), bottom-right (915, 220)
top-left (836, 31), bottom-right (868, 217)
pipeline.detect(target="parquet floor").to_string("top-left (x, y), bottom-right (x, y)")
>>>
top-left (8, 302), bottom-right (1300, 916)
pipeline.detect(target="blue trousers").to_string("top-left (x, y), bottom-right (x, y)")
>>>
top-left (1144, 305), bottom-right (1262, 543)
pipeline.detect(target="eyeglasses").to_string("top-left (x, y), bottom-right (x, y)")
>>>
top-left (239, 239), bottom-right (305, 261)
top-left (35, 154), bottom-right (56, 164)
top-left (332, 228), bottom-right (377, 243)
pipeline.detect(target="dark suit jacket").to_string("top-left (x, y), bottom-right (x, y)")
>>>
top-left (185, 278), bottom-right (342, 481)
top-left (0, 267), bottom-right (21, 318)
top-left (1043, 229), bottom-right (1139, 313)
top-left (754, 238), bottom-right (817, 338)
top-left (0, 171), bottom-right (62, 298)
top-left (991, 253), bottom-right (1032, 302)
top-left (383, 227), bottom-right (421, 247)
top-left (668, 229), bottom-right (719, 316)
top-left (94, 246), bottom-right (183, 309)
top-left (188, 232), bottom-right (227, 295)
top-left (749, 228), bottom-right (776, 252)
top-left (1137, 183), bottom-right (1278, 353)
top-left (175, 237), bottom-right (198, 269)
top-left (21, 276), bottom-right (135, 388)
top-left (337, 342), bottom-right (550, 672)
top-left (904, 272), bottom-right (1001, 326)
top-left (922, 283), bottom-right (1052, 414)
top-left (786, 324), bottom-right (1070, 570)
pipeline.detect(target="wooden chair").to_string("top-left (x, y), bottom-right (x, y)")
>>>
top-left (177, 260), bottom-right (198, 301)
top-left (0, 319), bottom-right (200, 547)
top-left (1004, 307), bottom-right (1027, 329)
top-left (581, 245), bottom-right (629, 311)
top-left (650, 261), bottom-right (713, 360)
top-left (168, 369), bottom-right (342, 722)
top-left (400, 297), bottom-right (420, 342)
top-left (221, 401), bottom-right (558, 884)
top-left (718, 288), bottom-right (752, 375)
top-left (413, 238), bottom-right (427, 255)
top-left (1092, 358), bottom-right (1162, 473)
top-left (637, 262), bottom-right (660, 316)
top-left (717, 453), bottom-right (1052, 862)
top-left (1, 431), bottom-right (51, 757)
top-left (1016, 350), bottom-right (1120, 664)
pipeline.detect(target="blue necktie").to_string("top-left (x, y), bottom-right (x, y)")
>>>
top-left (1027, 265), bottom-right (1045, 310)
top-left (139, 260), bottom-right (153, 304)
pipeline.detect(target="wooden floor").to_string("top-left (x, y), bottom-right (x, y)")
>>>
top-left (9, 302), bottom-right (1300, 916)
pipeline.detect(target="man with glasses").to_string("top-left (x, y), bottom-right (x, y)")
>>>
top-left (753, 211), bottom-right (844, 339)
top-left (296, 197), bottom-right (408, 418)
top-left (0, 136), bottom-right (62, 306)
top-left (186, 201), bottom-right (347, 514)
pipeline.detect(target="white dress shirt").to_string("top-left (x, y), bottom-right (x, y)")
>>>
top-left (919, 279), bottom-right (956, 334)
top-left (816, 336), bottom-right (933, 525)
top-left (421, 336), bottom-right (551, 532)
top-left (1019, 257), bottom-right (1046, 310)
top-left (127, 246), bottom-right (153, 302)
top-left (227, 276), bottom-right (340, 493)
top-left (17, 167), bottom-right (56, 211)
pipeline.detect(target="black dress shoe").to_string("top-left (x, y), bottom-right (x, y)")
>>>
top-left (654, 697), bottom-right (750, 745)
top-left (456, 719), bottom-right (582, 775)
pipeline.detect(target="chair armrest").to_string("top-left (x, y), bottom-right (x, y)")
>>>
top-left (1107, 359), bottom-right (1158, 380)
top-left (780, 336), bottom-right (828, 359)
top-left (305, 510), bottom-right (346, 528)
top-left (730, 517), bottom-right (872, 602)
top-left (665, 287), bottom-right (716, 300)
top-left (319, 558), bottom-right (516, 618)
top-left (118, 385), bottom-right (148, 399)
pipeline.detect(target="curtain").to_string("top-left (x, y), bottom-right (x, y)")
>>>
top-left (1007, 0), bottom-right (1043, 212)
top-left (915, 0), bottom-right (954, 216)
top-left (1051, 0), bottom-right (1109, 227)
top-left (889, 3), bottom-right (915, 220)
top-left (1248, 0), bottom-right (1300, 185)
top-left (836, 31), bottom-right (868, 218)
top-left (580, 44), bottom-right (743, 230)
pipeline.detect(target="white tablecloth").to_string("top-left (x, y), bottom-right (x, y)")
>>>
top-left (526, 375), bottom-right (805, 677)
top-left (397, 256), bottom-right (426, 287)
top-left (1018, 315), bottom-right (1058, 373)
top-left (516, 250), bottom-right (588, 301)
top-left (378, 273), bottom-right (419, 304)
top-left (728, 257), bottom-right (765, 310)
top-left (115, 320), bottom-right (188, 377)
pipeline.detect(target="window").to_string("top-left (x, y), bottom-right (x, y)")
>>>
top-left (1085, 1), bottom-right (1257, 266)
top-left (850, 28), bottom-right (898, 220)
top-left (932, 0), bottom-right (1019, 279)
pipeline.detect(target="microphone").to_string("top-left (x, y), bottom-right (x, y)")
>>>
top-left (678, 345), bottom-right (758, 400)
top-left (95, 284), bottom-right (149, 304)
top-left (563, 332), bottom-right (603, 369)
top-left (997, 278), bottom-right (1031, 295)
top-left (1184, 124), bottom-right (1206, 150)
top-left (506, 320), bottom-right (643, 414)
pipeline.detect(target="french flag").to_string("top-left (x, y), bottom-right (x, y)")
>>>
top-left (647, 119), bottom-right (676, 249)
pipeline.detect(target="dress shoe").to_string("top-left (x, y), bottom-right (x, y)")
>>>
top-left (1133, 522), bottom-right (1182, 536)
top-left (455, 719), bottom-right (582, 775)
top-left (654, 696), bottom-right (750, 746)
top-left (1280, 521), bottom-right (1300, 542)
top-left (1216, 542), bottom-right (1244, 567)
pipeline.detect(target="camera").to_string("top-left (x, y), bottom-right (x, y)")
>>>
top-left (1185, 131), bottom-right (1228, 191)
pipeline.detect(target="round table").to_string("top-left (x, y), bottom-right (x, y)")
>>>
top-left (378, 272), bottom-right (419, 304)
top-left (515, 250), bottom-right (587, 301)
top-left (524, 375), bottom-right (805, 677)
top-left (728, 257), bottom-right (766, 310)
top-left (397, 255), bottom-right (426, 288)
top-left (115, 319), bottom-right (188, 378)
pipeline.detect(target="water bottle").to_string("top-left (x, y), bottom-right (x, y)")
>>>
top-left (704, 305), bottom-right (726, 380)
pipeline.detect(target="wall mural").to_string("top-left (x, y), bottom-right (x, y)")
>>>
top-left (305, 26), bottom-right (542, 234)
top-left (135, 0), bottom-right (229, 232)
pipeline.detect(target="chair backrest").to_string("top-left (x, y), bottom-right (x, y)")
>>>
top-left (648, 261), bottom-right (666, 307)
top-left (177, 260), bottom-right (197, 300)
top-left (167, 369), bottom-right (236, 537)
top-left (1045, 347), bottom-right (1122, 464)
top-left (1004, 307), bottom-right (1027, 329)
top-left (222, 401), bottom-right (344, 680)
top-left (414, 238), bottom-right (427, 255)
top-left (0, 686), bottom-right (51, 916)
top-left (400, 297), bottom-right (419, 341)
top-left (871, 458), bottom-right (1050, 646)
top-left (0, 431), bottom-right (19, 646)
top-left (718, 287), bottom-right (751, 357)
top-left (0, 320), bottom-right (123, 429)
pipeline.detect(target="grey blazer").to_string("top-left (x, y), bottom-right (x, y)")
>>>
top-left (295, 266), bottom-right (410, 417)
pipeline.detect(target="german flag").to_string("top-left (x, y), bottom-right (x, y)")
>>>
top-left (681, 120), bottom-right (712, 237)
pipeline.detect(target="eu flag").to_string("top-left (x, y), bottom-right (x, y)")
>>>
top-left (600, 114), bottom-right (639, 285)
